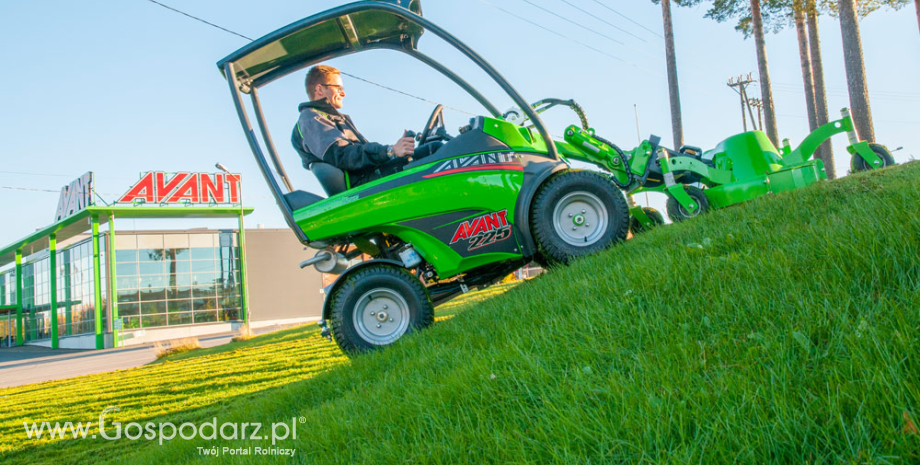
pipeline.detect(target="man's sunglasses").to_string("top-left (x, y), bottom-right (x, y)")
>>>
top-left (320, 84), bottom-right (345, 93)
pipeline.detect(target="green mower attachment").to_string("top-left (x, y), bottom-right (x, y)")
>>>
top-left (561, 106), bottom-right (895, 223)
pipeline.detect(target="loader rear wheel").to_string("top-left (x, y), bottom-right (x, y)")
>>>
top-left (629, 207), bottom-right (665, 235)
top-left (851, 143), bottom-right (895, 172)
top-left (329, 264), bottom-right (433, 355)
top-left (666, 186), bottom-right (710, 223)
top-left (530, 170), bottom-right (629, 265)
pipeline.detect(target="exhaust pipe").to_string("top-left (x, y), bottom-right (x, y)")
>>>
top-left (299, 250), bottom-right (348, 274)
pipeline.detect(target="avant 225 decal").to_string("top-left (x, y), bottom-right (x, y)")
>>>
top-left (449, 210), bottom-right (513, 251)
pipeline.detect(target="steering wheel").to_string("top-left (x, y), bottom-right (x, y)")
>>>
top-left (418, 104), bottom-right (451, 144)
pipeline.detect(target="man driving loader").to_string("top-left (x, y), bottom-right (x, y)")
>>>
top-left (292, 65), bottom-right (440, 188)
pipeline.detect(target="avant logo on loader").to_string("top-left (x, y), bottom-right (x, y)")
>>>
top-left (449, 210), bottom-right (512, 251)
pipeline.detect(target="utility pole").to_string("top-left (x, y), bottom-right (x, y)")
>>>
top-left (727, 74), bottom-right (757, 132)
top-left (749, 98), bottom-right (764, 131)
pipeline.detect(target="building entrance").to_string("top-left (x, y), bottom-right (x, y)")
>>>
top-left (0, 306), bottom-right (16, 348)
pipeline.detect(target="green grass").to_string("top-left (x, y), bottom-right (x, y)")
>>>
top-left (2, 163), bottom-right (919, 463)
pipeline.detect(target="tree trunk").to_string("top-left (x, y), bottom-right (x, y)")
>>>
top-left (749, 0), bottom-right (779, 146)
top-left (806, 0), bottom-right (835, 178)
top-left (661, 0), bottom-right (684, 149)
top-left (838, 0), bottom-right (875, 143)
top-left (794, 0), bottom-right (818, 132)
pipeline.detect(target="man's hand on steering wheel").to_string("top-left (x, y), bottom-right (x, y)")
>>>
top-left (390, 134), bottom-right (415, 157)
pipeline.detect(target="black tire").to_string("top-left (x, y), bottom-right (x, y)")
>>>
top-left (665, 185), bottom-right (710, 223)
top-left (329, 264), bottom-right (433, 355)
top-left (629, 207), bottom-right (665, 235)
top-left (529, 170), bottom-right (630, 265)
top-left (851, 143), bottom-right (895, 172)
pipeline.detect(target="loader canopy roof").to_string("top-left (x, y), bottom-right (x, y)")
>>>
top-left (217, 0), bottom-right (423, 91)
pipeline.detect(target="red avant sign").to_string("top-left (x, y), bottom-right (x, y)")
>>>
top-left (118, 172), bottom-right (242, 204)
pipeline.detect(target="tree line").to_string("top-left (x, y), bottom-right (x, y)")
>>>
top-left (654, 0), bottom-right (914, 179)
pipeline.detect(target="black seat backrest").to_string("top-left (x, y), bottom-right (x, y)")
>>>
top-left (311, 162), bottom-right (348, 196)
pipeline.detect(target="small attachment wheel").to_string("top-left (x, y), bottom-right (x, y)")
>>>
top-left (329, 264), bottom-right (433, 355)
top-left (530, 170), bottom-right (630, 265)
top-left (666, 186), bottom-right (710, 222)
top-left (629, 207), bottom-right (665, 235)
top-left (851, 143), bottom-right (895, 172)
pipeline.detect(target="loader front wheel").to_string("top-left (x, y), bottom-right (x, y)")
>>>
top-left (530, 170), bottom-right (630, 265)
top-left (329, 264), bottom-right (433, 355)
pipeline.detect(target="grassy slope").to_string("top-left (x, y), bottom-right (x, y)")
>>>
top-left (2, 163), bottom-right (919, 463)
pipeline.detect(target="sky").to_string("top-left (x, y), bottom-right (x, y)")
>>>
top-left (0, 0), bottom-right (918, 250)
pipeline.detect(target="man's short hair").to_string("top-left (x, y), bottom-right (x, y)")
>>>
top-left (305, 65), bottom-right (341, 99)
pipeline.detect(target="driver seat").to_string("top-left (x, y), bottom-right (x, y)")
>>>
top-left (311, 162), bottom-right (348, 196)
top-left (281, 163), bottom-right (348, 212)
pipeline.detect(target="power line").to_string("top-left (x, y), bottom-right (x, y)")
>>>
top-left (1, 186), bottom-right (61, 193)
top-left (592, 0), bottom-right (663, 38)
top-left (340, 72), bottom-right (476, 116)
top-left (476, 0), bottom-right (625, 63)
top-left (143, 0), bottom-right (475, 115)
top-left (517, 0), bottom-right (624, 45)
top-left (555, 0), bottom-right (647, 42)
top-left (145, 0), bottom-right (253, 41)
top-left (0, 171), bottom-right (78, 178)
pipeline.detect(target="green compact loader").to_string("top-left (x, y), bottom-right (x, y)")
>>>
top-left (218, 0), bottom-right (892, 355)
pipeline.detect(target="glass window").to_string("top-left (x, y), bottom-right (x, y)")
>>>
top-left (116, 262), bottom-right (138, 277)
top-left (138, 262), bottom-right (165, 275)
top-left (193, 311), bottom-right (217, 323)
top-left (168, 286), bottom-right (192, 300)
top-left (191, 272), bottom-right (216, 286)
top-left (171, 273), bottom-right (191, 287)
top-left (141, 301), bottom-right (166, 315)
top-left (139, 275), bottom-right (166, 289)
top-left (193, 298), bottom-right (216, 311)
top-left (119, 303), bottom-right (140, 317)
top-left (219, 308), bottom-right (240, 321)
top-left (123, 316), bottom-right (141, 329)
top-left (190, 248), bottom-right (215, 260)
top-left (191, 260), bottom-right (216, 273)
top-left (175, 261), bottom-right (191, 273)
top-left (192, 286), bottom-right (216, 299)
top-left (142, 313), bottom-right (167, 328)
top-left (117, 289), bottom-right (140, 303)
top-left (168, 248), bottom-right (189, 262)
top-left (140, 288), bottom-right (167, 302)
top-left (116, 276), bottom-right (139, 290)
top-left (115, 249), bottom-right (137, 262)
top-left (138, 249), bottom-right (165, 262)
top-left (169, 312), bottom-right (193, 325)
top-left (169, 299), bottom-right (192, 312)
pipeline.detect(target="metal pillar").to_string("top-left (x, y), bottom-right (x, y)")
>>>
top-left (108, 213), bottom-right (119, 347)
top-left (238, 210), bottom-right (249, 324)
top-left (64, 249), bottom-right (72, 336)
top-left (15, 249), bottom-right (23, 346)
top-left (50, 234), bottom-right (58, 349)
top-left (92, 215), bottom-right (104, 349)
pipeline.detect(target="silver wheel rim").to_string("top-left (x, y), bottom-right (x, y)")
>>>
top-left (552, 191), bottom-right (609, 246)
top-left (353, 288), bottom-right (411, 346)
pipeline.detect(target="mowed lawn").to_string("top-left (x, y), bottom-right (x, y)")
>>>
top-left (0, 286), bottom-right (511, 464)
top-left (2, 162), bottom-right (919, 464)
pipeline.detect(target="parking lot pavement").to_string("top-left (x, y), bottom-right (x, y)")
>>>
top-left (0, 325), bottom-right (302, 389)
